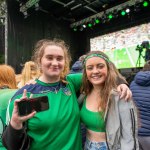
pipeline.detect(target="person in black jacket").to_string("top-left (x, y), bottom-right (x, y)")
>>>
top-left (130, 60), bottom-right (150, 150)
top-left (70, 55), bottom-right (86, 74)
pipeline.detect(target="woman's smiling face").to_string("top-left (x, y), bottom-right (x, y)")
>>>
top-left (40, 45), bottom-right (65, 81)
top-left (85, 56), bottom-right (108, 86)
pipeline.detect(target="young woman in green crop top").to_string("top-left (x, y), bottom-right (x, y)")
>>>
top-left (80, 97), bottom-right (106, 133)
top-left (80, 51), bottom-right (139, 150)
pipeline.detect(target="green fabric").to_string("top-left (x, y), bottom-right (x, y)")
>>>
top-left (0, 89), bottom-right (17, 150)
top-left (9, 73), bottom-right (83, 150)
top-left (80, 98), bottom-right (106, 132)
top-left (83, 53), bottom-right (110, 65)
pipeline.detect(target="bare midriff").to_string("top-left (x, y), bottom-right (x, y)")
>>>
top-left (87, 129), bottom-right (106, 142)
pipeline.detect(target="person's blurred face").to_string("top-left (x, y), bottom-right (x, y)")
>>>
top-left (40, 45), bottom-right (65, 81)
top-left (85, 57), bottom-right (108, 87)
top-left (30, 63), bottom-right (39, 76)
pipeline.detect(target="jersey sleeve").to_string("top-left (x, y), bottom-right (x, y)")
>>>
top-left (66, 73), bottom-right (83, 92)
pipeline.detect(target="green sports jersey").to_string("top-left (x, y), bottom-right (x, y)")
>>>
top-left (0, 89), bottom-right (17, 150)
top-left (8, 73), bottom-right (82, 150)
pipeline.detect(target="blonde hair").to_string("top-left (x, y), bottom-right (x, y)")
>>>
top-left (18, 61), bottom-right (40, 88)
top-left (0, 64), bottom-right (17, 89)
top-left (32, 39), bottom-right (71, 82)
top-left (82, 51), bottom-right (123, 112)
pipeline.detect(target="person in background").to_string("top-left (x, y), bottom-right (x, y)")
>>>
top-left (70, 54), bottom-right (86, 74)
top-left (2, 39), bottom-right (131, 150)
top-left (80, 51), bottom-right (139, 150)
top-left (130, 60), bottom-right (150, 150)
top-left (0, 64), bottom-right (18, 150)
top-left (17, 61), bottom-right (41, 88)
top-left (15, 74), bottom-right (22, 86)
top-left (142, 41), bottom-right (150, 62)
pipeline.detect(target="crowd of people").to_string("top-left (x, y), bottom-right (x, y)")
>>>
top-left (0, 38), bottom-right (149, 150)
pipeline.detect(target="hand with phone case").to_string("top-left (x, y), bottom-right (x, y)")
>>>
top-left (10, 89), bottom-right (37, 130)
top-left (17, 95), bottom-right (49, 116)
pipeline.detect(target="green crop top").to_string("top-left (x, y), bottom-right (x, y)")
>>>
top-left (80, 98), bottom-right (106, 132)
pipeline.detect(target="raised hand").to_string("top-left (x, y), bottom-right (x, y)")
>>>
top-left (10, 89), bottom-right (36, 130)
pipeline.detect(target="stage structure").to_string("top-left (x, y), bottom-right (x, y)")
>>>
top-left (0, 1), bottom-right (6, 64)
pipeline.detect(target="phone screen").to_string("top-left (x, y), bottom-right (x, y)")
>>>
top-left (17, 96), bottom-right (49, 116)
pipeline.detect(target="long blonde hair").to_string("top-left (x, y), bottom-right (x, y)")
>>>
top-left (32, 39), bottom-right (71, 82)
top-left (81, 51), bottom-right (124, 112)
top-left (18, 61), bottom-right (40, 88)
top-left (0, 64), bottom-right (17, 89)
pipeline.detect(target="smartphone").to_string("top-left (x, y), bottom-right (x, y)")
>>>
top-left (17, 96), bottom-right (49, 116)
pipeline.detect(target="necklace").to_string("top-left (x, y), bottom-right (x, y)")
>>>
top-left (50, 85), bottom-right (60, 93)
top-left (40, 82), bottom-right (61, 94)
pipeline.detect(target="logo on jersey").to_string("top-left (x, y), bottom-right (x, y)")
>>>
top-left (62, 87), bottom-right (72, 96)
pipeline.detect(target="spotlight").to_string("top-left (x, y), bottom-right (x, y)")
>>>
top-left (92, 18), bottom-right (100, 26)
top-left (35, 3), bottom-right (39, 11)
top-left (143, 1), bottom-right (149, 7)
top-left (125, 8), bottom-right (130, 13)
top-left (121, 10), bottom-right (126, 16)
top-left (87, 23), bottom-right (92, 28)
top-left (82, 24), bottom-right (86, 28)
top-left (79, 26), bottom-right (84, 31)
top-left (101, 14), bottom-right (107, 23)
top-left (23, 11), bottom-right (28, 18)
top-left (108, 13), bottom-right (113, 20)
top-left (73, 27), bottom-right (77, 31)
top-left (95, 18), bottom-right (100, 24)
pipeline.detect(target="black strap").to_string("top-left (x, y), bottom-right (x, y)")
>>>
top-left (19, 122), bottom-right (31, 150)
top-left (77, 93), bottom-right (85, 109)
top-left (20, 133), bottom-right (31, 150)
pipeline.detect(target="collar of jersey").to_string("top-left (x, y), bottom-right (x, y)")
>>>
top-left (35, 79), bottom-right (60, 86)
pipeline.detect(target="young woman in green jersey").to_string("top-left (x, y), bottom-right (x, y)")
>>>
top-left (2, 39), bottom-right (131, 150)
top-left (80, 51), bottom-right (139, 150)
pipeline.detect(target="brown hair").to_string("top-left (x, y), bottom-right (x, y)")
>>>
top-left (142, 60), bottom-right (150, 71)
top-left (0, 64), bottom-right (17, 89)
top-left (110, 61), bottom-right (127, 85)
top-left (32, 39), bottom-right (71, 82)
top-left (81, 51), bottom-right (119, 111)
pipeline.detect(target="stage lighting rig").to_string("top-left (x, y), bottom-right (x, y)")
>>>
top-left (18, 0), bottom-right (40, 15)
top-left (70, 0), bottom-right (148, 31)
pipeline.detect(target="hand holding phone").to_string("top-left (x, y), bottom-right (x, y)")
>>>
top-left (17, 96), bottom-right (49, 116)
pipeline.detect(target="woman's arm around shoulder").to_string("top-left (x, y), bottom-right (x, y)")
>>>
top-left (66, 73), bottom-right (82, 92)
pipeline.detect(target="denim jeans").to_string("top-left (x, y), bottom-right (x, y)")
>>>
top-left (84, 138), bottom-right (108, 150)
